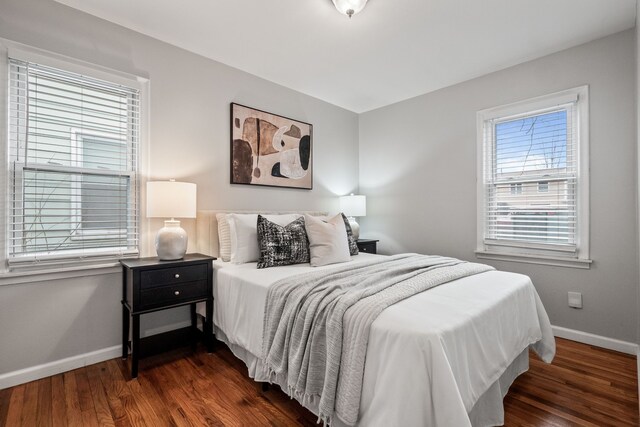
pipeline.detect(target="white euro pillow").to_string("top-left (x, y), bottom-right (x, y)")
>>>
top-left (304, 213), bottom-right (351, 267)
top-left (216, 213), bottom-right (232, 262)
top-left (228, 213), bottom-right (301, 264)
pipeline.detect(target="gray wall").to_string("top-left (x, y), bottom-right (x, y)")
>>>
top-left (359, 30), bottom-right (638, 343)
top-left (0, 0), bottom-right (359, 375)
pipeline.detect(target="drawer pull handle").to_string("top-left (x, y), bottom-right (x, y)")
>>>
top-left (174, 290), bottom-right (180, 296)
top-left (174, 274), bottom-right (180, 279)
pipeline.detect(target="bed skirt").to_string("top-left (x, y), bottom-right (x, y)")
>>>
top-left (212, 326), bottom-right (529, 427)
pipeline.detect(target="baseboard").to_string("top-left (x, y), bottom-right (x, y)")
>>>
top-left (0, 320), bottom-right (197, 390)
top-left (0, 322), bottom-right (199, 389)
top-left (552, 325), bottom-right (639, 355)
top-left (2, 324), bottom-right (636, 390)
top-left (0, 345), bottom-right (121, 390)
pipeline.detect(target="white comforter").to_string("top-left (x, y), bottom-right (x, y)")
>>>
top-left (202, 253), bottom-right (555, 427)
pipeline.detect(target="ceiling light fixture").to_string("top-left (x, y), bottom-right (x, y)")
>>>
top-left (332, 0), bottom-right (369, 18)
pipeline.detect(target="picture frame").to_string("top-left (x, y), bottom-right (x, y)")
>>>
top-left (230, 103), bottom-right (313, 190)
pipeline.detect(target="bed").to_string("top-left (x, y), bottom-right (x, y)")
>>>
top-left (196, 211), bottom-right (555, 427)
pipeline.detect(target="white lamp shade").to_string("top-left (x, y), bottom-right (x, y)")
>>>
top-left (332, 0), bottom-right (368, 16)
top-left (146, 181), bottom-right (197, 219)
top-left (340, 194), bottom-right (366, 217)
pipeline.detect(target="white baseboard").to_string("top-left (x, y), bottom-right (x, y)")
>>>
top-left (637, 350), bottom-right (640, 406)
top-left (2, 324), bottom-right (636, 390)
top-left (0, 321), bottom-right (195, 390)
top-left (0, 345), bottom-right (121, 390)
top-left (0, 320), bottom-right (191, 390)
top-left (552, 325), bottom-right (639, 355)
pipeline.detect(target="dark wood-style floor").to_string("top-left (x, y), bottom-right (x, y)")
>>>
top-left (0, 337), bottom-right (637, 426)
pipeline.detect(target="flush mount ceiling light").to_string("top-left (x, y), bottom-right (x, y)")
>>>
top-left (332, 0), bottom-right (369, 18)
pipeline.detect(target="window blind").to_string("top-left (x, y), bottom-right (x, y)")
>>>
top-left (8, 58), bottom-right (139, 266)
top-left (482, 101), bottom-right (578, 253)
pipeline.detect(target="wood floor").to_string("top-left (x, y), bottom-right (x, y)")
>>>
top-left (0, 337), bottom-right (637, 426)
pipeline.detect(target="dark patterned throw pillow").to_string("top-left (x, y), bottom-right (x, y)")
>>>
top-left (341, 213), bottom-right (359, 255)
top-left (257, 215), bottom-right (310, 269)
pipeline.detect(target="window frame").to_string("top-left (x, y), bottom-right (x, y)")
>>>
top-left (475, 86), bottom-right (591, 269)
top-left (0, 39), bottom-right (149, 279)
top-left (510, 183), bottom-right (523, 195)
top-left (537, 181), bottom-right (549, 193)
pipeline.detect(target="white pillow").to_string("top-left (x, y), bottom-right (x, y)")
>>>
top-left (228, 213), bottom-right (301, 264)
top-left (304, 214), bottom-right (351, 267)
top-left (216, 213), bottom-right (232, 262)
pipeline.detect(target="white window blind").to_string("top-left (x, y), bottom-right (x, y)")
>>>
top-left (8, 58), bottom-right (140, 267)
top-left (478, 87), bottom-right (589, 261)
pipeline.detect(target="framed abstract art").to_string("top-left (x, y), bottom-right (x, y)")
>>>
top-left (230, 103), bottom-right (313, 190)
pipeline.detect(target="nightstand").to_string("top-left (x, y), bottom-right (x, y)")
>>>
top-left (357, 239), bottom-right (379, 254)
top-left (120, 253), bottom-right (215, 378)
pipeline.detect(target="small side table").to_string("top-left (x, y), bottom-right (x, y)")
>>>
top-left (120, 253), bottom-right (215, 378)
top-left (357, 239), bottom-right (379, 254)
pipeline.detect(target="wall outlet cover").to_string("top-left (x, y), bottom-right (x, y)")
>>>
top-left (568, 291), bottom-right (583, 309)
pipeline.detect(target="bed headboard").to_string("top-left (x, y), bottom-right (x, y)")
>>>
top-left (196, 210), bottom-right (329, 258)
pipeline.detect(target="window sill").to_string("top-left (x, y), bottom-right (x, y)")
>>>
top-left (475, 250), bottom-right (592, 269)
top-left (0, 262), bottom-right (122, 286)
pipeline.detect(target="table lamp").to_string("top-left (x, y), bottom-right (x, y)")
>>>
top-left (340, 193), bottom-right (366, 240)
top-left (146, 180), bottom-right (197, 260)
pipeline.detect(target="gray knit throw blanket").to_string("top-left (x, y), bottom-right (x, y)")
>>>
top-left (262, 254), bottom-right (494, 426)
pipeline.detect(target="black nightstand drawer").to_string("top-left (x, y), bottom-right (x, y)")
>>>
top-left (139, 280), bottom-right (208, 310)
top-left (357, 239), bottom-right (379, 254)
top-left (140, 264), bottom-right (207, 289)
top-left (359, 243), bottom-right (376, 253)
top-left (358, 243), bottom-right (376, 254)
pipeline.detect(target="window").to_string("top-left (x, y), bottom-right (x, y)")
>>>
top-left (510, 183), bottom-right (522, 195)
top-left (476, 87), bottom-right (590, 268)
top-left (537, 181), bottom-right (549, 193)
top-left (7, 56), bottom-right (141, 268)
top-left (70, 130), bottom-right (130, 241)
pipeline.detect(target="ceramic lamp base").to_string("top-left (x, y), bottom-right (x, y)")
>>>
top-left (155, 219), bottom-right (188, 260)
top-left (348, 217), bottom-right (360, 240)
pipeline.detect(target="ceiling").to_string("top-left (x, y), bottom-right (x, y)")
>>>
top-left (55, 0), bottom-right (636, 113)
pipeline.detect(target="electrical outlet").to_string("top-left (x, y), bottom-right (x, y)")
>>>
top-left (568, 292), bottom-right (583, 309)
